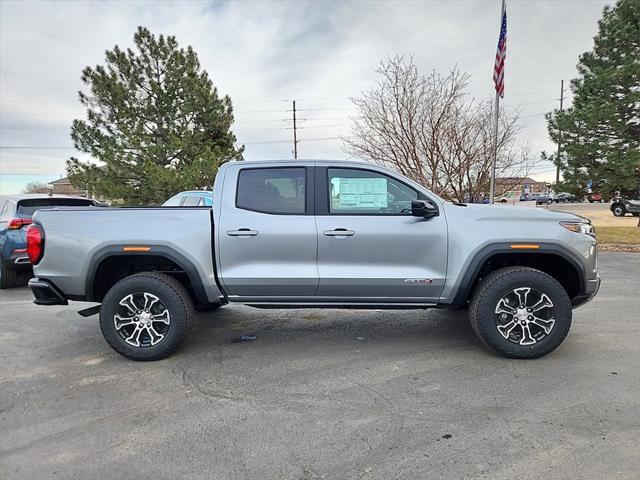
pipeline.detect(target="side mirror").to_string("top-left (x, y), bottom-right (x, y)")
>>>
top-left (411, 199), bottom-right (438, 218)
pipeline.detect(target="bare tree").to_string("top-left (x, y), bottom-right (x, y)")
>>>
top-left (345, 56), bottom-right (536, 202)
top-left (22, 182), bottom-right (51, 194)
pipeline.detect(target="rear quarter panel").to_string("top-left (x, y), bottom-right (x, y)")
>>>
top-left (32, 207), bottom-right (223, 302)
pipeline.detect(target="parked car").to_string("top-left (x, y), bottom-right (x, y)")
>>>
top-left (27, 160), bottom-right (600, 361)
top-left (554, 192), bottom-right (578, 203)
top-left (163, 190), bottom-right (213, 207)
top-left (587, 193), bottom-right (605, 203)
top-left (536, 194), bottom-right (554, 205)
top-left (0, 194), bottom-right (100, 288)
top-left (610, 197), bottom-right (640, 217)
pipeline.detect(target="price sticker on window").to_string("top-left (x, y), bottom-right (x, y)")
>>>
top-left (335, 177), bottom-right (388, 209)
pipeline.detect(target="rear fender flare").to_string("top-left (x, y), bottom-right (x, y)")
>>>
top-left (85, 245), bottom-right (210, 304)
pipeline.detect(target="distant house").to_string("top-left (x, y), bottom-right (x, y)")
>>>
top-left (49, 177), bottom-right (86, 197)
top-left (495, 176), bottom-right (547, 197)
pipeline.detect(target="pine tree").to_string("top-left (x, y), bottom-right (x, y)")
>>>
top-left (546, 0), bottom-right (639, 198)
top-left (67, 27), bottom-right (243, 205)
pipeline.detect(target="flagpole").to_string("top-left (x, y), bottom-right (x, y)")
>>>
top-left (489, 0), bottom-right (505, 205)
top-left (489, 92), bottom-right (499, 205)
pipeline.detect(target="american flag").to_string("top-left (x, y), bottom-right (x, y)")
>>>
top-left (493, 0), bottom-right (507, 98)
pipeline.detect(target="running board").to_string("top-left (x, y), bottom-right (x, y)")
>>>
top-left (245, 302), bottom-right (439, 310)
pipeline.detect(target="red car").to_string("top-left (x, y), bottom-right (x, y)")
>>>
top-left (588, 193), bottom-right (605, 203)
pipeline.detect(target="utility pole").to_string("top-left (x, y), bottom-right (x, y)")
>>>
top-left (292, 100), bottom-right (298, 159)
top-left (555, 79), bottom-right (564, 185)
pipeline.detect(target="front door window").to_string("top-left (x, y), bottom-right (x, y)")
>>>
top-left (328, 168), bottom-right (418, 215)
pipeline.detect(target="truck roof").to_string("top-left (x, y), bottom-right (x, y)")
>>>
top-left (226, 158), bottom-right (377, 168)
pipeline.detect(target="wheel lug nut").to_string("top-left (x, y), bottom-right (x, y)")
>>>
top-left (528, 316), bottom-right (533, 320)
top-left (146, 322), bottom-right (150, 326)
top-left (134, 317), bottom-right (138, 321)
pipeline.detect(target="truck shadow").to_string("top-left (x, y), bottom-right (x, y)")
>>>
top-left (184, 305), bottom-right (482, 357)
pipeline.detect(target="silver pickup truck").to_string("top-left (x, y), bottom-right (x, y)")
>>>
top-left (27, 160), bottom-right (600, 361)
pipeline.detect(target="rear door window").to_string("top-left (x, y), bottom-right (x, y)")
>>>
top-left (236, 168), bottom-right (306, 214)
top-left (182, 196), bottom-right (201, 207)
top-left (16, 198), bottom-right (94, 217)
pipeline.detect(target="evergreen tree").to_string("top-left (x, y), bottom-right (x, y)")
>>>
top-left (546, 0), bottom-right (639, 197)
top-left (67, 27), bottom-right (243, 205)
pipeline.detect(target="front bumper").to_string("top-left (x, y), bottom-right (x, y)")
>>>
top-left (28, 278), bottom-right (68, 306)
top-left (571, 274), bottom-right (601, 307)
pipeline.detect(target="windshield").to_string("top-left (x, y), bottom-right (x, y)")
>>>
top-left (17, 198), bottom-right (94, 217)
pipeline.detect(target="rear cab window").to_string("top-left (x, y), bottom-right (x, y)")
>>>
top-left (16, 198), bottom-right (94, 217)
top-left (236, 168), bottom-right (307, 214)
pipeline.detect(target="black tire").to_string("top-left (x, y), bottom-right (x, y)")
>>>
top-left (632, 212), bottom-right (639, 217)
top-left (0, 257), bottom-right (17, 289)
top-left (469, 267), bottom-right (572, 359)
top-left (99, 272), bottom-right (194, 361)
top-left (611, 204), bottom-right (626, 217)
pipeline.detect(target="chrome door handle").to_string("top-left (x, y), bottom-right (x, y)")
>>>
top-left (227, 228), bottom-right (258, 237)
top-left (323, 228), bottom-right (355, 236)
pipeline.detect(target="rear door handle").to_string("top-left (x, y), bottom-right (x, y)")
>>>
top-left (323, 228), bottom-right (355, 237)
top-left (227, 228), bottom-right (258, 237)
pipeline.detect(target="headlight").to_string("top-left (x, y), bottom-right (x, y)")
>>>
top-left (560, 221), bottom-right (596, 237)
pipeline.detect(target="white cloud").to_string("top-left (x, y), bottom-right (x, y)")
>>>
top-left (0, 0), bottom-right (611, 193)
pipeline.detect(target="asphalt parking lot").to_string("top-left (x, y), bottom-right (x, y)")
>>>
top-left (1, 253), bottom-right (639, 480)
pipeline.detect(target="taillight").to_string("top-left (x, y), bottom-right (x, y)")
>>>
top-left (8, 218), bottom-right (32, 230)
top-left (26, 224), bottom-right (44, 264)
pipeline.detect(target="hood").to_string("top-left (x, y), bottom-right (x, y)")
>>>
top-left (442, 202), bottom-right (590, 223)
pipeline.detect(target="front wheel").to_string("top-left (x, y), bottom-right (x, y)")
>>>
top-left (612, 204), bottom-right (626, 217)
top-left (469, 267), bottom-right (572, 359)
top-left (99, 272), bottom-right (194, 361)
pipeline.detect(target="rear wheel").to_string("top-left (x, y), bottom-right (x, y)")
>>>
top-left (469, 267), bottom-right (572, 359)
top-left (0, 257), bottom-right (17, 289)
top-left (99, 272), bottom-right (194, 361)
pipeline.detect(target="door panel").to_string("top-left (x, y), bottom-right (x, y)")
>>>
top-left (217, 167), bottom-right (318, 298)
top-left (315, 167), bottom-right (447, 302)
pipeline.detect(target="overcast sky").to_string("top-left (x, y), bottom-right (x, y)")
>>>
top-left (0, 0), bottom-right (611, 194)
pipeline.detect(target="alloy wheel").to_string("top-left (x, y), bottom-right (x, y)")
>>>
top-left (494, 287), bottom-right (555, 346)
top-left (113, 292), bottom-right (171, 347)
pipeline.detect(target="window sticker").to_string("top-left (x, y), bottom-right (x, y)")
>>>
top-left (334, 177), bottom-right (388, 209)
